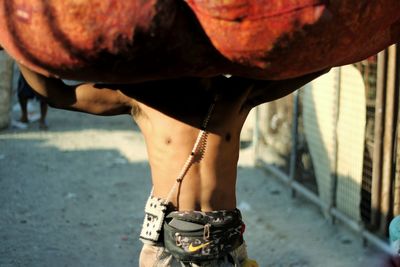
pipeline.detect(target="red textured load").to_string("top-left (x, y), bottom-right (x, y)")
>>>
top-left (0, 0), bottom-right (399, 82)
top-left (186, 0), bottom-right (400, 78)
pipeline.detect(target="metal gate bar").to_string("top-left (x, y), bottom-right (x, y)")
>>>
top-left (257, 160), bottom-right (394, 255)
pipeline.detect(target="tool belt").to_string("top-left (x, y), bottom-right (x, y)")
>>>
top-left (163, 209), bottom-right (244, 262)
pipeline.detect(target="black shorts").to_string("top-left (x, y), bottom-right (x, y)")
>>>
top-left (17, 75), bottom-right (37, 99)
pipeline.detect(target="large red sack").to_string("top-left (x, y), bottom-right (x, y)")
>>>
top-left (187, 0), bottom-right (400, 78)
top-left (0, 0), bottom-right (399, 82)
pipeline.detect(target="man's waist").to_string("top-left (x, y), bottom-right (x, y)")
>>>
top-left (162, 209), bottom-right (245, 262)
top-left (152, 186), bottom-right (237, 211)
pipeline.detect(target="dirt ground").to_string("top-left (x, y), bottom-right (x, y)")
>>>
top-left (0, 100), bottom-right (386, 267)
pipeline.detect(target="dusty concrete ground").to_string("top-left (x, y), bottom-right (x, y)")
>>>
top-left (0, 101), bottom-right (384, 267)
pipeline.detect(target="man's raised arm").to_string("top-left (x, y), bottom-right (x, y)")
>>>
top-left (244, 69), bottom-right (330, 109)
top-left (18, 64), bottom-right (133, 116)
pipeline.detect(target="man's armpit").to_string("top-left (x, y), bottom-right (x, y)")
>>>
top-left (246, 68), bottom-right (330, 108)
top-left (130, 102), bottom-right (143, 119)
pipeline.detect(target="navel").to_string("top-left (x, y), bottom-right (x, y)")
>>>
top-left (165, 137), bottom-right (172, 145)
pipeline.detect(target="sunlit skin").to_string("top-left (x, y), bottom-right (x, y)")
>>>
top-left (18, 64), bottom-right (325, 211)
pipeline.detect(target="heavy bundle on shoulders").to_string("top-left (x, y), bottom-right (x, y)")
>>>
top-left (0, 0), bottom-right (399, 83)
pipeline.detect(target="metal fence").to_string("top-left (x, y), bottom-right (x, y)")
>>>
top-left (253, 45), bottom-right (400, 255)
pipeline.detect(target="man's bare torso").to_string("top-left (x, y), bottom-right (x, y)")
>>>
top-left (130, 77), bottom-right (252, 211)
top-left (17, 64), bottom-right (326, 212)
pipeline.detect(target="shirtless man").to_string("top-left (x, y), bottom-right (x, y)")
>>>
top-left (18, 63), bottom-right (325, 266)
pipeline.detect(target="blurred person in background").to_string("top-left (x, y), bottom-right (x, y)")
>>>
top-left (16, 73), bottom-right (48, 130)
